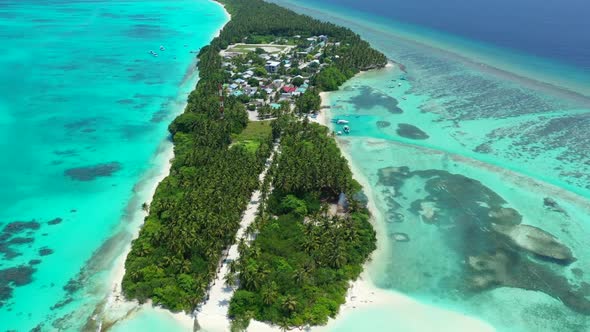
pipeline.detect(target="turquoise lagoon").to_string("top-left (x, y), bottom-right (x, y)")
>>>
top-left (273, 1), bottom-right (590, 331)
top-left (0, 0), bottom-right (227, 331)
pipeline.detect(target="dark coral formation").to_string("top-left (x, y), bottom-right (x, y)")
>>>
top-left (47, 218), bottom-right (63, 225)
top-left (116, 99), bottom-right (134, 105)
top-left (1, 221), bottom-right (40, 260)
top-left (488, 207), bottom-right (522, 225)
top-left (474, 143), bottom-right (493, 154)
top-left (492, 224), bottom-right (575, 263)
top-left (0, 218), bottom-right (61, 260)
top-left (544, 197), bottom-right (569, 215)
top-left (50, 296), bottom-right (73, 310)
top-left (65, 162), bottom-right (121, 181)
top-left (2, 221), bottom-right (40, 234)
top-left (467, 248), bottom-right (589, 315)
top-left (396, 123), bottom-right (429, 140)
top-left (572, 268), bottom-right (584, 278)
top-left (377, 120), bottom-right (391, 128)
top-left (348, 86), bottom-right (403, 114)
top-left (377, 166), bottom-right (589, 315)
top-left (64, 118), bottom-right (98, 130)
top-left (377, 166), bottom-right (411, 189)
top-left (0, 265), bottom-right (36, 307)
top-left (8, 237), bottom-right (34, 245)
top-left (39, 248), bottom-right (54, 256)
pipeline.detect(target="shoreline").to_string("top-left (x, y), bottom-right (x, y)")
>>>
top-left (316, 87), bottom-right (395, 329)
top-left (98, 139), bottom-right (191, 330)
top-left (314, 76), bottom-right (497, 332)
top-left (98, 3), bottom-right (232, 330)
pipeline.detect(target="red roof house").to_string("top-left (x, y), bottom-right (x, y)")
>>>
top-left (282, 85), bottom-right (297, 93)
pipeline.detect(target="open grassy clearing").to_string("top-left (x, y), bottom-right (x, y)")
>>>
top-left (232, 120), bottom-right (273, 153)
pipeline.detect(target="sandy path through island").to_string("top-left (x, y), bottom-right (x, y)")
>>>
top-left (197, 142), bottom-right (280, 332)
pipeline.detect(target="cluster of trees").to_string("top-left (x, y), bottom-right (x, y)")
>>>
top-left (229, 119), bottom-right (377, 330)
top-left (313, 65), bottom-right (349, 91)
top-left (295, 89), bottom-right (321, 114)
top-left (271, 120), bottom-right (355, 199)
top-left (257, 101), bottom-right (290, 120)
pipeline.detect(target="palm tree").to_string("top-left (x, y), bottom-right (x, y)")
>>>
top-left (228, 260), bottom-right (238, 274)
top-left (278, 320), bottom-right (291, 332)
top-left (329, 249), bottom-right (347, 269)
top-left (292, 269), bottom-right (306, 285)
top-left (282, 295), bottom-right (298, 314)
top-left (251, 246), bottom-right (262, 259)
top-left (162, 256), bottom-right (173, 267)
top-left (242, 263), bottom-right (262, 290)
top-left (260, 282), bottom-right (278, 306)
top-left (224, 271), bottom-right (236, 288)
top-left (180, 259), bottom-right (192, 273)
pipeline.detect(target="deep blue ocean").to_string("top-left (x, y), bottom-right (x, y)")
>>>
top-left (311, 0), bottom-right (590, 72)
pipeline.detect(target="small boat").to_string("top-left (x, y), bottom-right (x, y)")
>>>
top-left (153, 53), bottom-right (158, 57)
top-left (160, 45), bottom-right (165, 51)
top-left (343, 125), bottom-right (350, 134)
top-left (149, 50), bottom-right (155, 55)
top-left (398, 83), bottom-right (402, 86)
top-left (336, 131), bottom-right (343, 135)
top-left (337, 119), bottom-right (349, 124)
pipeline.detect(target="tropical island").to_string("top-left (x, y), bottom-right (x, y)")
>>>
top-left (122, 0), bottom-right (387, 330)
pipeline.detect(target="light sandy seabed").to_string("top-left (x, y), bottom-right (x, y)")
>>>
top-left (312, 76), bottom-right (497, 332)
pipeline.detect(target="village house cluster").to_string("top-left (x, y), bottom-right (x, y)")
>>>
top-left (220, 34), bottom-right (336, 119)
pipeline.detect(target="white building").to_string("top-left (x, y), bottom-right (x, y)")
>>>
top-left (265, 61), bottom-right (281, 73)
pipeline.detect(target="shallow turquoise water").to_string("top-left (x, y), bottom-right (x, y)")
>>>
top-left (0, 1), bottom-right (227, 330)
top-left (273, 1), bottom-right (590, 331)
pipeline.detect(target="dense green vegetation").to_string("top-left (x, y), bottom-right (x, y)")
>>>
top-left (122, 75), bottom-right (272, 310)
top-left (123, 0), bottom-right (384, 315)
top-left (295, 88), bottom-right (321, 114)
top-left (229, 120), bottom-right (376, 330)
